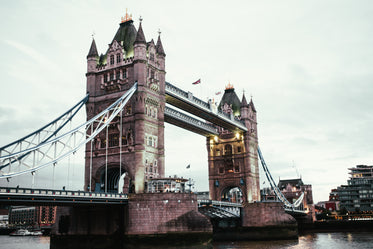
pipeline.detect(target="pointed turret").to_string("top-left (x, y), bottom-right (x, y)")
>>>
top-left (249, 98), bottom-right (256, 113)
top-left (241, 93), bottom-right (248, 107)
top-left (134, 21), bottom-right (146, 44)
top-left (87, 38), bottom-right (98, 58)
top-left (240, 93), bottom-right (249, 120)
top-left (156, 34), bottom-right (165, 56)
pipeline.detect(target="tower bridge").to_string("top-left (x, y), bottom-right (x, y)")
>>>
top-left (0, 13), bottom-right (308, 245)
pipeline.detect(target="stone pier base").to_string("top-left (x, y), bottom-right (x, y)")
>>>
top-left (51, 193), bottom-right (212, 248)
top-left (237, 201), bottom-right (298, 240)
top-left (125, 193), bottom-right (212, 245)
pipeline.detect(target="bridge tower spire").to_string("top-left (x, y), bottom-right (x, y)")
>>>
top-left (207, 86), bottom-right (260, 203)
top-left (84, 14), bottom-right (166, 194)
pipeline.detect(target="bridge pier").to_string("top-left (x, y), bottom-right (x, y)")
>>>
top-left (51, 193), bottom-right (212, 248)
top-left (237, 202), bottom-right (298, 240)
top-left (205, 202), bottom-right (298, 241)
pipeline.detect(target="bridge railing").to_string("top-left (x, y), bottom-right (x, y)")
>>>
top-left (198, 199), bottom-right (242, 208)
top-left (0, 187), bottom-right (128, 199)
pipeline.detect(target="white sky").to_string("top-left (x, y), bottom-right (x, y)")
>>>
top-left (0, 0), bottom-right (372, 203)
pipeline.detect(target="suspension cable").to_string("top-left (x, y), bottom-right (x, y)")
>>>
top-left (0, 82), bottom-right (137, 178)
top-left (257, 146), bottom-right (304, 208)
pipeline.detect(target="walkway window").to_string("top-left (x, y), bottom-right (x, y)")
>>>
top-left (110, 72), bottom-right (114, 81)
top-left (104, 74), bottom-right (108, 83)
top-left (116, 71), bottom-right (120, 80)
top-left (123, 69), bottom-right (127, 79)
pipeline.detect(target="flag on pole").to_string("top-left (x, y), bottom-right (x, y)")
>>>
top-left (215, 91), bottom-right (221, 95)
top-left (192, 79), bottom-right (201, 85)
top-left (186, 164), bottom-right (190, 169)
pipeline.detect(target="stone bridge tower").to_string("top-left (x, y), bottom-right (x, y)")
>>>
top-left (207, 84), bottom-right (260, 203)
top-left (84, 14), bottom-right (166, 194)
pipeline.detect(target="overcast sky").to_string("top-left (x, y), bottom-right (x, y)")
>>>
top-left (0, 1), bottom-right (372, 203)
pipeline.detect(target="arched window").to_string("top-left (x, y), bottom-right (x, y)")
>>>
top-left (225, 144), bottom-right (232, 155)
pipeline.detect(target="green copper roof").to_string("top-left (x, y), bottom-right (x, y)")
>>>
top-left (218, 88), bottom-right (242, 116)
top-left (111, 20), bottom-right (137, 58)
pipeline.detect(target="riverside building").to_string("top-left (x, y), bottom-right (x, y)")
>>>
top-left (337, 165), bottom-right (373, 211)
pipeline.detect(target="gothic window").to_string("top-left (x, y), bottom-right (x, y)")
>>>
top-left (235, 165), bottom-right (240, 173)
top-left (108, 133), bottom-right (119, 147)
top-left (123, 69), bottom-right (127, 79)
top-left (110, 72), bottom-right (114, 81)
top-left (225, 144), bottom-right (232, 155)
top-left (154, 160), bottom-right (157, 167)
top-left (110, 55), bottom-right (114, 65)
top-left (148, 137), bottom-right (153, 147)
top-left (116, 53), bottom-right (121, 63)
top-left (125, 105), bottom-right (132, 115)
top-left (100, 139), bottom-right (106, 148)
top-left (121, 135), bottom-right (127, 145)
top-left (116, 71), bottom-right (120, 80)
top-left (150, 53), bottom-right (154, 61)
top-left (151, 70), bottom-right (155, 79)
top-left (237, 146), bottom-right (242, 153)
top-left (104, 74), bottom-right (108, 83)
top-left (149, 164), bottom-right (153, 173)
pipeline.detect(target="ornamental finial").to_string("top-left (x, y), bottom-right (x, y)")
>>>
top-left (225, 81), bottom-right (234, 90)
top-left (121, 8), bottom-right (133, 23)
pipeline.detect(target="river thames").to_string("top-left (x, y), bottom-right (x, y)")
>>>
top-left (0, 232), bottom-right (373, 249)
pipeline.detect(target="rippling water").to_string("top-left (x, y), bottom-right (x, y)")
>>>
top-left (1, 232), bottom-right (373, 249)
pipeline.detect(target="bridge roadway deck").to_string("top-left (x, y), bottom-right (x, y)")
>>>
top-left (165, 82), bottom-right (248, 134)
top-left (0, 187), bottom-right (128, 206)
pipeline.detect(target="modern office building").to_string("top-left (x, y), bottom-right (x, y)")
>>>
top-left (337, 165), bottom-right (373, 211)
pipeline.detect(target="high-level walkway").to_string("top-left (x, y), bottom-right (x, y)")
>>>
top-left (165, 82), bottom-right (248, 136)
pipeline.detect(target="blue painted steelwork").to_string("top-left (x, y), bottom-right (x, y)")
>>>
top-left (0, 94), bottom-right (89, 170)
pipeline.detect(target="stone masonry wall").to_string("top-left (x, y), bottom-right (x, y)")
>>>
top-left (242, 202), bottom-right (297, 227)
top-left (126, 193), bottom-right (212, 235)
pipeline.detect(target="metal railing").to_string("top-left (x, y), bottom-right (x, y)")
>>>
top-left (0, 187), bottom-right (128, 199)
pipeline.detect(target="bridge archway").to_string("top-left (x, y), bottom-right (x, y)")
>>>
top-left (221, 186), bottom-right (243, 203)
top-left (95, 165), bottom-right (129, 193)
